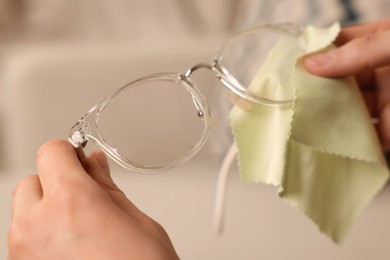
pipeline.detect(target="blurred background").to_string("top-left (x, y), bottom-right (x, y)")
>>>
top-left (1, 0), bottom-right (390, 259)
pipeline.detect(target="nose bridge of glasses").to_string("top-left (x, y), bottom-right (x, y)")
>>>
top-left (183, 60), bottom-right (294, 108)
top-left (183, 62), bottom-right (216, 78)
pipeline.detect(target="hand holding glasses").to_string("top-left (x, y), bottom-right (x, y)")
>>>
top-left (69, 23), bottom-right (301, 173)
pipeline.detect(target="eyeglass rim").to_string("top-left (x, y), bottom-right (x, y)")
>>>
top-left (69, 73), bottom-right (213, 173)
top-left (211, 22), bottom-right (303, 107)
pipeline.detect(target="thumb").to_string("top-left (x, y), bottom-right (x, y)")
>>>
top-left (304, 31), bottom-right (390, 77)
top-left (36, 140), bottom-right (91, 194)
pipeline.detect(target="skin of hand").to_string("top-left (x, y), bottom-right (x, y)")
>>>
top-left (8, 140), bottom-right (179, 260)
top-left (304, 18), bottom-right (390, 149)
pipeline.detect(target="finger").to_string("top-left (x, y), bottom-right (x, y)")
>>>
top-left (86, 152), bottom-right (145, 218)
top-left (304, 31), bottom-right (390, 77)
top-left (376, 67), bottom-right (390, 150)
top-left (12, 175), bottom-right (42, 219)
top-left (94, 151), bottom-right (109, 169)
top-left (86, 151), bottom-right (114, 188)
top-left (376, 67), bottom-right (390, 114)
top-left (379, 102), bottom-right (390, 150)
top-left (36, 140), bottom-right (91, 193)
top-left (335, 18), bottom-right (390, 45)
top-left (87, 151), bottom-right (111, 178)
top-left (355, 69), bottom-right (375, 91)
top-left (361, 90), bottom-right (377, 117)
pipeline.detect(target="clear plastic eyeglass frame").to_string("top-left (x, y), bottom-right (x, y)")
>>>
top-left (69, 23), bottom-right (301, 173)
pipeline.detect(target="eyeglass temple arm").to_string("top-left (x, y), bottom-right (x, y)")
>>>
top-left (182, 62), bottom-right (217, 119)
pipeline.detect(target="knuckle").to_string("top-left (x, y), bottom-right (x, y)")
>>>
top-left (99, 177), bottom-right (121, 193)
top-left (12, 180), bottom-right (23, 198)
top-left (354, 34), bottom-right (379, 70)
top-left (142, 217), bottom-right (169, 237)
top-left (12, 175), bottom-right (38, 197)
top-left (8, 228), bottom-right (21, 246)
top-left (355, 33), bottom-right (376, 50)
top-left (8, 222), bottom-right (28, 252)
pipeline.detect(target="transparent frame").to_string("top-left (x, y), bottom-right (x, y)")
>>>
top-left (69, 23), bottom-right (300, 173)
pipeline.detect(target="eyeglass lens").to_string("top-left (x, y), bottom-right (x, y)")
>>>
top-left (96, 77), bottom-right (206, 168)
top-left (216, 26), bottom-right (299, 103)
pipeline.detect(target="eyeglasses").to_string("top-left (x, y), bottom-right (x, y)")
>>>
top-left (68, 23), bottom-right (300, 173)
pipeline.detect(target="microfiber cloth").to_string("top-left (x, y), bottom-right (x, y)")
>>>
top-left (229, 23), bottom-right (389, 243)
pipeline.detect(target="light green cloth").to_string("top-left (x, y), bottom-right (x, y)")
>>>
top-left (229, 23), bottom-right (389, 243)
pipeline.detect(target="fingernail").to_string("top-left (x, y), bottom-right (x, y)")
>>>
top-left (305, 51), bottom-right (336, 67)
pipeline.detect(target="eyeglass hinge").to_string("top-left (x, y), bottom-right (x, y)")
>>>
top-left (69, 121), bottom-right (89, 148)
